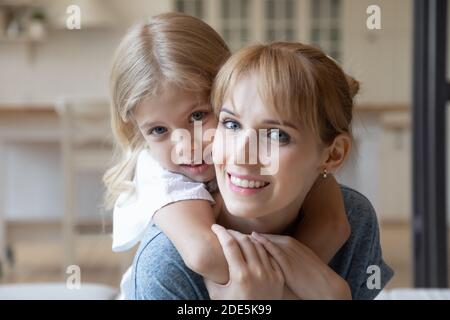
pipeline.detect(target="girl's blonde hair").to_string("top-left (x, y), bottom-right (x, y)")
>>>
top-left (212, 42), bottom-right (359, 146)
top-left (104, 12), bottom-right (230, 209)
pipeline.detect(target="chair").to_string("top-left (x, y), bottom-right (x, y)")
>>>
top-left (56, 97), bottom-right (114, 270)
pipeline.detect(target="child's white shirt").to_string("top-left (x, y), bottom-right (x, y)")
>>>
top-left (112, 149), bottom-right (217, 298)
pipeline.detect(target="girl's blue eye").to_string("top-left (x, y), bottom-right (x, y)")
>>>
top-left (190, 111), bottom-right (208, 122)
top-left (221, 119), bottom-right (240, 131)
top-left (148, 126), bottom-right (168, 136)
top-left (268, 129), bottom-right (290, 143)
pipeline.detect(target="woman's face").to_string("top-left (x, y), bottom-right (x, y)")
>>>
top-left (213, 76), bottom-right (326, 220)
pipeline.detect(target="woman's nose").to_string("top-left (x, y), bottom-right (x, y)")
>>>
top-left (232, 129), bottom-right (259, 166)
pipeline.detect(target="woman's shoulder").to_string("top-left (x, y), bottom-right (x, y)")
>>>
top-left (332, 184), bottom-right (394, 299)
top-left (338, 184), bottom-right (381, 249)
top-left (340, 185), bottom-right (376, 216)
top-left (339, 184), bottom-right (380, 231)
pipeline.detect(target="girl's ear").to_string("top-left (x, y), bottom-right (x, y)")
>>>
top-left (322, 133), bottom-right (352, 173)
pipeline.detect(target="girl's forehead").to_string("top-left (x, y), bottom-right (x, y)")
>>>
top-left (141, 83), bottom-right (206, 108)
top-left (134, 84), bottom-right (212, 120)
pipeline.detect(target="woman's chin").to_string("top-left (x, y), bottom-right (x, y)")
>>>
top-left (225, 203), bottom-right (266, 219)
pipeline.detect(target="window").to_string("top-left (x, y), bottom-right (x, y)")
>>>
top-left (220, 0), bottom-right (251, 51)
top-left (310, 0), bottom-right (342, 60)
top-left (264, 0), bottom-right (297, 42)
top-left (175, 0), bottom-right (204, 19)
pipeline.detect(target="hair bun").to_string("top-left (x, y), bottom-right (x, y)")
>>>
top-left (345, 74), bottom-right (360, 99)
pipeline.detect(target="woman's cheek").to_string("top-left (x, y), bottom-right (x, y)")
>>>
top-left (277, 151), bottom-right (313, 190)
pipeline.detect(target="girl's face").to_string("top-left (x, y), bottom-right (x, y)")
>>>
top-left (213, 76), bottom-right (326, 220)
top-left (133, 83), bottom-right (217, 182)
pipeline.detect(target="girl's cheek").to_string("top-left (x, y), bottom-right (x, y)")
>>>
top-left (202, 127), bottom-right (216, 158)
top-left (212, 128), bottom-right (227, 165)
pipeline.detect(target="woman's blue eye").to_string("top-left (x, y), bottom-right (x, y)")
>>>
top-left (268, 129), bottom-right (290, 143)
top-left (148, 126), bottom-right (167, 136)
top-left (221, 119), bottom-right (240, 131)
top-left (190, 111), bottom-right (207, 122)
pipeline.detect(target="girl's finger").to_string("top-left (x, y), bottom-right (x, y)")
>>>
top-left (227, 229), bottom-right (261, 266)
top-left (252, 232), bottom-right (285, 245)
top-left (251, 232), bottom-right (289, 269)
top-left (211, 224), bottom-right (246, 274)
top-left (269, 256), bottom-right (284, 281)
top-left (249, 237), bottom-right (273, 271)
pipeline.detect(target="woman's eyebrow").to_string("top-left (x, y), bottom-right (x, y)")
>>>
top-left (220, 107), bottom-right (298, 129)
top-left (219, 107), bottom-right (237, 116)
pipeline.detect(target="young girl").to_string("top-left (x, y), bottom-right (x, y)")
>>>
top-left (104, 13), bottom-right (350, 299)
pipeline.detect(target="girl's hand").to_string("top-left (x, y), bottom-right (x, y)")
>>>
top-left (204, 224), bottom-right (285, 300)
top-left (251, 232), bottom-right (351, 300)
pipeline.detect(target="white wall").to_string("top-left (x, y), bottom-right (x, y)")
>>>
top-left (342, 0), bottom-right (412, 105)
top-left (0, 29), bottom-right (120, 104)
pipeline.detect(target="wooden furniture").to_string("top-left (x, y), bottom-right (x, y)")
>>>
top-left (56, 98), bottom-right (113, 268)
top-left (0, 104), bottom-right (59, 276)
top-left (0, 101), bottom-right (113, 277)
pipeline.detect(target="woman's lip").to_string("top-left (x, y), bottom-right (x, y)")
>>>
top-left (226, 171), bottom-right (270, 183)
top-left (226, 173), bottom-right (270, 195)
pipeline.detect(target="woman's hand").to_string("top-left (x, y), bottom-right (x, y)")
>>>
top-left (204, 224), bottom-right (285, 300)
top-left (251, 232), bottom-right (352, 300)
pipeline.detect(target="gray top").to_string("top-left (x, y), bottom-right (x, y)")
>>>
top-left (129, 185), bottom-right (394, 300)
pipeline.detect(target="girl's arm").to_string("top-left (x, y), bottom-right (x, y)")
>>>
top-left (153, 197), bottom-right (229, 284)
top-left (293, 174), bottom-right (350, 263)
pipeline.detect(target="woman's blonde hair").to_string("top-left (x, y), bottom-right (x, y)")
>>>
top-left (103, 12), bottom-right (230, 209)
top-left (212, 42), bottom-right (359, 146)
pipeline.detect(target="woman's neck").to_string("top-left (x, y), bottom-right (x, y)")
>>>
top-left (217, 194), bottom-right (304, 235)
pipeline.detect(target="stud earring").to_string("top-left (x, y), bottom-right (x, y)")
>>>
top-left (322, 168), bottom-right (328, 178)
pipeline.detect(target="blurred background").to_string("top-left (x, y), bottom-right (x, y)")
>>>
top-left (0, 0), bottom-right (448, 299)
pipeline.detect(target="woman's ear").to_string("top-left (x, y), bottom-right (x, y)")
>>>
top-left (322, 133), bottom-right (352, 173)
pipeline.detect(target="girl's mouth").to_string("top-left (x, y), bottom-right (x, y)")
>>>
top-left (227, 172), bottom-right (270, 195)
top-left (180, 161), bottom-right (210, 175)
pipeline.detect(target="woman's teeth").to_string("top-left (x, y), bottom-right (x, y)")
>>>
top-left (230, 175), bottom-right (269, 189)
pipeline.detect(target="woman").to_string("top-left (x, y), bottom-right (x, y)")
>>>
top-left (130, 42), bottom-right (393, 300)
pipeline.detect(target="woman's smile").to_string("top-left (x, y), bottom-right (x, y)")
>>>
top-left (227, 171), bottom-right (270, 195)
